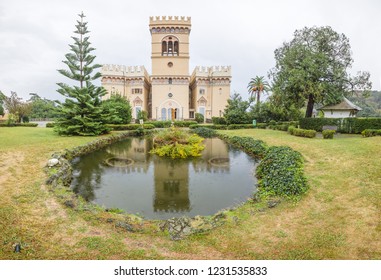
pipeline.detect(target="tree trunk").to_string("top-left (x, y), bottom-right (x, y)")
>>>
top-left (305, 94), bottom-right (314, 118)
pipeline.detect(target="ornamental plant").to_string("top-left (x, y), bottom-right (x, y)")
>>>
top-left (150, 127), bottom-right (205, 159)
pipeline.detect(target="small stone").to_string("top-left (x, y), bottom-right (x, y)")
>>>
top-left (47, 158), bottom-right (59, 167)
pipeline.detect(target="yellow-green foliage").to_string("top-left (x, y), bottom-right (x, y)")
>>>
top-left (150, 127), bottom-right (205, 159)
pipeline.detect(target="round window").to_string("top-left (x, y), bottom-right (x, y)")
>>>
top-left (168, 62), bottom-right (173, 67)
top-left (168, 93), bottom-right (173, 98)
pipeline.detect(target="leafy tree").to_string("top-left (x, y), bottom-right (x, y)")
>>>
top-left (28, 93), bottom-right (60, 119)
top-left (247, 76), bottom-right (270, 106)
top-left (1, 91), bottom-right (32, 123)
top-left (270, 26), bottom-right (372, 118)
top-left (0, 91), bottom-right (5, 116)
top-left (55, 12), bottom-right (109, 136)
top-left (224, 92), bottom-right (251, 124)
top-left (101, 94), bottom-right (132, 124)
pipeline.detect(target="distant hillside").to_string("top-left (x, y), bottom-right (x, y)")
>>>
top-left (347, 91), bottom-right (381, 117)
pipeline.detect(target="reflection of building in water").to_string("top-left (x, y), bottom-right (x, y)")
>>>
top-left (152, 138), bottom-right (230, 213)
top-left (153, 160), bottom-right (190, 213)
top-left (193, 138), bottom-right (230, 173)
top-left (105, 138), bottom-right (152, 173)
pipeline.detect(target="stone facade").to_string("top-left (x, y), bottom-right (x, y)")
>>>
top-left (101, 16), bottom-right (231, 121)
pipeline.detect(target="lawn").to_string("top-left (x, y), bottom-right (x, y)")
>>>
top-left (0, 127), bottom-right (380, 259)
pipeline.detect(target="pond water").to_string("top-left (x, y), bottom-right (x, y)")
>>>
top-left (71, 137), bottom-right (258, 220)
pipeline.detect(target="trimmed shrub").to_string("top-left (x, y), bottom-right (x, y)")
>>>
top-left (227, 124), bottom-right (256, 130)
top-left (192, 127), bottom-right (218, 138)
top-left (212, 117), bottom-right (227, 125)
top-left (288, 126), bottom-right (316, 138)
top-left (322, 129), bottom-right (335, 139)
top-left (188, 124), bottom-right (228, 130)
top-left (173, 121), bottom-right (198, 127)
top-left (256, 146), bottom-right (308, 198)
top-left (361, 129), bottom-right (381, 137)
top-left (145, 121), bottom-right (198, 128)
top-left (257, 123), bottom-right (268, 129)
top-left (107, 124), bottom-right (155, 131)
top-left (0, 123), bottom-right (38, 127)
top-left (46, 122), bottom-right (55, 128)
top-left (221, 135), bottom-right (267, 158)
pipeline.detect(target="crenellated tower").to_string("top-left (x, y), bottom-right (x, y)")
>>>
top-left (101, 16), bottom-right (231, 121)
top-left (149, 16), bottom-right (192, 120)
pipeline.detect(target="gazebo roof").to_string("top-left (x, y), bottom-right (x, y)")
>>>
top-left (318, 97), bottom-right (362, 111)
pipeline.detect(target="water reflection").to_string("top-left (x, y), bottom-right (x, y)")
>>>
top-left (71, 137), bottom-right (257, 219)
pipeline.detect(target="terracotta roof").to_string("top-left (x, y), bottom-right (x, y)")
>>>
top-left (318, 97), bottom-right (362, 111)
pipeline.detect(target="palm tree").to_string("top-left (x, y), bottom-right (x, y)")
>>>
top-left (247, 76), bottom-right (270, 106)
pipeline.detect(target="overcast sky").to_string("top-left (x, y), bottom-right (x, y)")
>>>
top-left (0, 0), bottom-right (380, 101)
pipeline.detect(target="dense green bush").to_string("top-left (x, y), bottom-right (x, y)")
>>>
top-left (212, 117), bottom-right (227, 125)
top-left (361, 129), bottom-right (381, 137)
top-left (221, 135), bottom-right (267, 158)
top-left (107, 124), bottom-right (155, 131)
top-left (195, 113), bottom-right (204, 123)
top-left (322, 129), bottom-right (335, 139)
top-left (300, 117), bottom-right (381, 133)
top-left (288, 126), bottom-right (316, 138)
top-left (46, 122), bottom-right (55, 128)
top-left (256, 146), bottom-right (308, 198)
top-left (191, 127), bottom-right (218, 138)
top-left (100, 94), bottom-right (132, 124)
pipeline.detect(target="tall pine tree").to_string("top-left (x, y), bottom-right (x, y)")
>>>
top-left (55, 12), bottom-right (109, 136)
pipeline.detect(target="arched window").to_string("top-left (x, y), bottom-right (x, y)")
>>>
top-left (168, 41), bottom-right (173, 55)
top-left (162, 41), bottom-right (167, 55)
top-left (169, 78), bottom-right (172, 84)
top-left (161, 36), bottom-right (179, 57)
top-left (174, 41), bottom-right (179, 55)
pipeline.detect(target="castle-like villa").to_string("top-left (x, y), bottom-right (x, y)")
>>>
top-left (101, 16), bottom-right (231, 121)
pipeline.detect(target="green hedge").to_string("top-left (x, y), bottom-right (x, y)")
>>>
top-left (107, 124), bottom-right (155, 131)
top-left (256, 146), bottom-right (308, 197)
top-left (0, 123), bottom-right (38, 127)
top-left (288, 126), bottom-right (316, 138)
top-left (300, 118), bottom-right (381, 133)
top-left (188, 124), bottom-right (259, 130)
top-left (189, 124), bottom-right (228, 130)
top-left (220, 135), bottom-right (268, 159)
top-left (220, 134), bottom-right (308, 199)
top-left (361, 129), bottom-right (381, 137)
top-left (145, 121), bottom-right (198, 128)
top-left (46, 122), bottom-right (55, 128)
top-left (191, 127), bottom-right (218, 138)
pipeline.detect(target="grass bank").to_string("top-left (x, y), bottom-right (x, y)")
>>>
top-left (0, 127), bottom-right (380, 259)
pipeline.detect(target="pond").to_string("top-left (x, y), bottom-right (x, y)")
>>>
top-left (71, 137), bottom-right (258, 220)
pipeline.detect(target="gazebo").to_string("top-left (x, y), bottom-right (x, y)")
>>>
top-left (318, 97), bottom-right (362, 118)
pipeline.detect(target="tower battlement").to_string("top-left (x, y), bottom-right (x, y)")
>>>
top-left (192, 66), bottom-right (231, 78)
top-left (149, 16), bottom-right (191, 25)
top-left (101, 64), bottom-right (149, 78)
